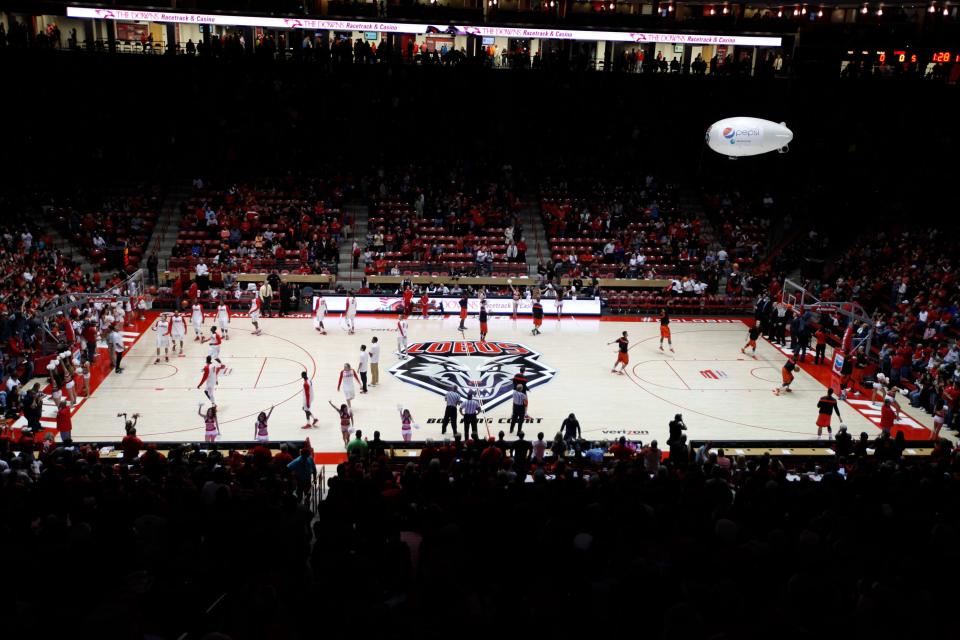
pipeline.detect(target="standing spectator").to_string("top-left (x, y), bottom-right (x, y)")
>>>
top-left (259, 280), bottom-right (273, 317)
top-left (287, 447), bottom-right (317, 502)
top-left (147, 251), bottom-right (159, 285)
top-left (357, 344), bottom-right (369, 393)
top-left (110, 325), bottom-right (126, 373)
top-left (369, 336), bottom-right (380, 386)
top-left (56, 401), bottom-right (72, 444)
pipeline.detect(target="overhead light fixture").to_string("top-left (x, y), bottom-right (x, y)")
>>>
top-left (861, 4), bottom-right (868, 14)
top-left (668, 3), bottom-right (674, 12)
top-left (709, 7), bottom-right (716, 14)
top-left (802, 6), bottom-right (807, 14)
top-left (877, 7), bottom-right (883, 15)
top-left (777, 9), bottom-right (783, 17)
top-left (928, 3), bottom-right (936, 12)
top-left (609, 2), bottom-right (615, 9)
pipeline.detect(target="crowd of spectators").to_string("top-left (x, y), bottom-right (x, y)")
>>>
top-left (169, 176), bottom-right (349, 277)
top-left (360, 165), bottom-right (526, 278)
top-left (3, 413), bottom-right (959, 639)
top-left (789, 225), bottom-right (960, 430)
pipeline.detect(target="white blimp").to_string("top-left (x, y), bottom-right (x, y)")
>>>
top-left (705, 117), bottom-right (793, 158)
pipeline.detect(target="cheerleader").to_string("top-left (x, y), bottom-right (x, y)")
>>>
top-left (80, 362), bottom-right (91, 397)
top-left (556, 287), bottom-right (567, 318)
top-left (510, 283), bottom-right (520, 319)
top-left (60, 351), bottom-right (77, 405)
top-left (337, 363), bottom-right (360, 409)
top-left (396, 314), bottom-right (409, 359)
top-left (153, 313), bottom-right (171, 364)
top-left (399, 406), bottom-right (415, 443)
top-left (216, 302), bottom-right (230, 340)
top-left (254, 405), bottom-right (274, 442)
top-left (329, 400), bottom-right (353, 446)
top-left (170, 311), bottom-right (187, 355)
top-left (191, 302), bottom-right (204, 341)
top-left (47, 361), bottom-right (63, 406)
top-left (199, 404), bottom-right (220, 443)
top-left (313, 294), bottom-right (328, 334)
top-left (249, 296), bottom-right (263, 336)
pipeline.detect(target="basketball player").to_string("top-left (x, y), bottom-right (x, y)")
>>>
top-left (216, 301), bottom-right (230, 340)
top-left (774, 357), bottom-right (797, 395)
top-left (208, 326), bottom-right (225, 367)
top-left (838, 350), bottom-right (856, 400)
top-left (300, 371), bottom-right (318, 429)
top-left (458, 293), bottom-right (468, 331)
top-left (402, 286), bottom-right (414, 317)
top-left (510, 284), bottom-right (520, 320)
top-left (153, 313), bottom-right (171, 364)
top-left (420, 291), bottom-right (430, 319)
top-left (337, 363), bottom-right (360, 409)
top-left (659, 309), bottom-right (674, 352)
top-left (313, 294), bottom-right (328, 334)
top-left (197, 355), bottom-right (222, 405)
top-left (815, 387), bottom-right (842, 439)
top-left (250, 294), bottom-right (263, 336)
top-left (531, 298), bottom-right (544, 335)
top-left (191, 301), bottom-right (204, 342)
top-left (479, 301), bottom-right (489, 342)
top-left (345, 294), bottom-right (357, 334)
top-left (396, 314), bottom-right (409, 359)
top-left (170, 311), bottom-right (187, 355)
top-left (813, 326), bottom-right (828, 365)
top-left (609, 331), bottom-right (629, 374)
top-left (741, 323), bottom-right (761, 358)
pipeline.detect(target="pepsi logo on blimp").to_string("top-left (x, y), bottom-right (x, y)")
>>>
top-left (706, 117), bottom-right (793, 157)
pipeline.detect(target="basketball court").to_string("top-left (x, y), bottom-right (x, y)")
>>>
top-left (48, 311), bottom-right (935, 452)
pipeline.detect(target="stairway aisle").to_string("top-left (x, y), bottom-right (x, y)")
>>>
top-left (150, 182), bottom-right (193, 276)
top-left (517, 199), bottom-right (548, 277)
top-left (336, 203), bottom-right (369, 290)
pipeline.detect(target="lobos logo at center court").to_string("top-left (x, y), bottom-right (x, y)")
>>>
top-left (389, 341), bottom-right (556, 410)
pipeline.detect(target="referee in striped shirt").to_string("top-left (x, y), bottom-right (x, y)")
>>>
top-left (441, 385), bottom-right (460, 435)
top-left (509, 385), bottom-right (527, 434)
top-left (461, 390), bottom-right (480, 440)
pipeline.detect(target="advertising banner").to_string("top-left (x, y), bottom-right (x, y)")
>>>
top-left (66, 7), bottom-right (782, 47)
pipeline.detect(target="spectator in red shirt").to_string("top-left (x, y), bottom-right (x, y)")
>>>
top-left (121, 428), bottom-right (144, 461)
top-left (56, 401), bottom-right (73, 444)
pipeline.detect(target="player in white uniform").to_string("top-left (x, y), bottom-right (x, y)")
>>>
top-left (249, 296), bottom-right (263, 336)
top-left (313, 295), bottom-right (328, 334)
top-left (191, 303), bottom-right (204, 341)
top-left (197, 355), bottom-right (223, 405)
top-left (345, 295), bottom-right (357, 334)
top-left (300, 371), bottom-right (319, 429)
top-left (396, 315), bottom-right (409, 359)
top-left (216, 302), bottom-right (230, 339)
top-left (207, 326), bottom-right (226, 367)
top-left (337, 363), bottom-right (360, 409)
top-left (170, 311), bottom-right (187, 355)
top-left (153, 314), bottom-right (171, 364)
